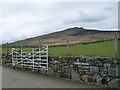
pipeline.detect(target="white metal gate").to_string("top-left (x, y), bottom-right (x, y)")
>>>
top-left (11, 45), bottom-right (48, 70)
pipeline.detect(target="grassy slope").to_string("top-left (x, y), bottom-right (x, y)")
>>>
top-left (2, 40), bottom-right (119, 57)
top-left (49, 41), bottom-right (115, 57)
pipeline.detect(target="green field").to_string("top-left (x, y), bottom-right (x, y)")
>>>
top-left (2, 40), bottom-right (119, 57)
top-left (49, 41), bottom-right (116, 57)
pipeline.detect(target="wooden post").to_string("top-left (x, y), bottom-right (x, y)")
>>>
top-left (6, 43), bottom-right (9, 55)
top-left (67, 37), bottom-right (70, 56)
top-left (114, 32), bottom-right (118, 59)
top-left (115, 38), bottom-right (118, 58)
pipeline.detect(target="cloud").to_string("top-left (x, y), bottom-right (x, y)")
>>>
top-left (81, 16), bottom-right (106, 22)
top-left (0, 2), bottom-right (118, 44)
top-left (103, 7), bottom-right (115, 11)
top-left (64, 11), bottom-right (106, 24)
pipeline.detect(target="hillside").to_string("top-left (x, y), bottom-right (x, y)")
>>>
top-left (9, 27), bottom-right (119, 46)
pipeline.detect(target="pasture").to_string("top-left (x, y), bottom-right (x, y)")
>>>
top-left (2, 40), bottom-right (119, 57)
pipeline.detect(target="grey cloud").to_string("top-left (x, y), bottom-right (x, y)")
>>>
top-left (1, 2), bottom-right (117, 44)
top-left (80, 16), bottom-right (106, 22)
top-left (103, 7), bottom-right (115, 11)
top-left (64, 11), bottom-right (106, 24)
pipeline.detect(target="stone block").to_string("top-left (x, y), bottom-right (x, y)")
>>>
top-left (81, 75), bottom-right (89, 82)
top-left (108, 79), bottom-right (120, 88)
top-left (47, 67), bottom-right (54, 76)
top-left (71, 70), bottom-right (80, 81)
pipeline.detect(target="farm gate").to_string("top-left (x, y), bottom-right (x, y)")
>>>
top-left (11, 45), bottom-right (48, 70)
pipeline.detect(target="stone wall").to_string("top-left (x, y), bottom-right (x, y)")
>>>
top-left (2, 55), bottom-right (120, 88)
top-left (47, 56), bottom-right (120, 88)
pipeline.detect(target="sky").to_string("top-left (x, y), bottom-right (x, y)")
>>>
top-left (0, 1), bottom-right (118, 44)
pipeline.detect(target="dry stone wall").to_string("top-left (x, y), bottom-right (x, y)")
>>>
top-left (47, 56), bottom-right (120, 88)
top-left (2, 54), bottom-right (120, 88)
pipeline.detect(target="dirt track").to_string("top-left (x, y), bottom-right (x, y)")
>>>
top-left (2, 67), bottom-right (106, 88)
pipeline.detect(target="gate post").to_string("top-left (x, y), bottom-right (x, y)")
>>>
top-left (32, 48), bottom-right (34, 69)
top-left (11, 48), bottom-right (15, 66)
